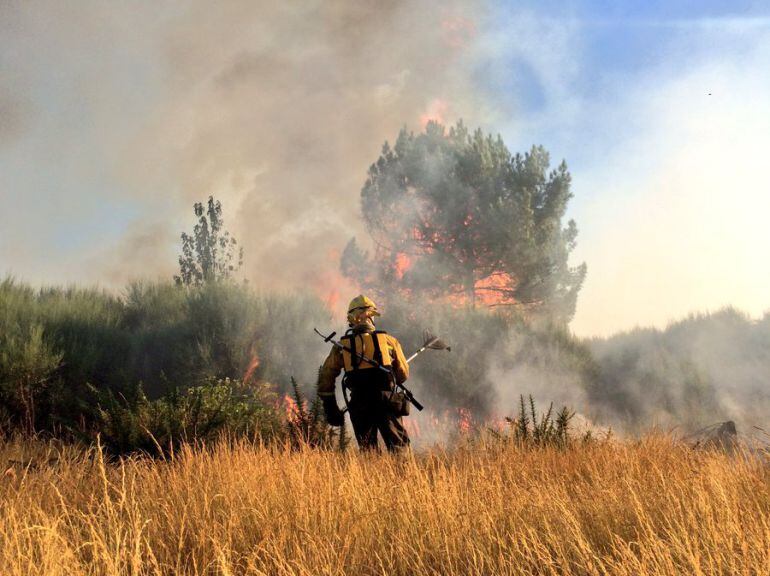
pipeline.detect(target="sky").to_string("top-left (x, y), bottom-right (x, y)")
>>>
top-left (1, 0), bottom-right (769, 336)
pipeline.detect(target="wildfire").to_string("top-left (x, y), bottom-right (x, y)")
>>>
top-left (242, 347), bottom-right (260, 385)
top-left (394, 252), bottom-right (412, 279)
top-left (419, 98), bottom-right (448, 129)
top-left (283, 394), bottom-right (301, 424)
top-left (457, 407), bottom-right (473, 434)
top-left (402, 407), bottom-right (477, 445)
top-left (474, 272), bottom-right (516, 307)
top-left (439, 272), bottom-right (517, 309)
top-left (392, 212), bottom-right (520, 309)
top-left (403, 417), bottom-right (421, 439)
top-left (325, 288), bottom-right (340, 311)
top-left (315, 248), bottom-right (361, 318)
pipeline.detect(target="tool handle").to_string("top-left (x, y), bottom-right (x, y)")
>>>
top-left (394, 380), bottom-right (424, 411)
top-left (408, 395), bottom-right (425, 411)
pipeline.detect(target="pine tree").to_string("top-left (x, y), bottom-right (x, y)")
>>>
top-left (342, 121), bottom-right (586, 322)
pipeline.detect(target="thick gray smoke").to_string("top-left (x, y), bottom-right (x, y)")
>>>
top-left (0, 1), bottom-right (488, 301)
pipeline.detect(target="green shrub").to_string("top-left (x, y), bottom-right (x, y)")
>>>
top-left (0, 279), bottom-right (65, 432)
top-left (505, 395), bottom-right (575, 447)
top-left (90, 378), bottom-right (282, 455)
top-left (0, 277), bottom-right (330, 437)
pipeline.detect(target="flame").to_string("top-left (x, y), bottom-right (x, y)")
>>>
top-left (438, 271), bottom-right (518, 309)
top-left (474, 272), bottom-right (516, 307)
top-left (403, 407), bottom-right (480, 444)
top-left (457, 407), bottom-right (473, 434)
top-left (314, 248), bottom-right (360, 318)
top-left (419, 98), bottom-right (448, 129)
top-left (394, 252), bottom-right (412, 279)
top-left (283, 394), bottom-right (301, 424)
top-left (242, 347), bottom-right (260, 385)
top-left (403, 417), bottom-right (421, 439)
top-left (386, 207), bottom-right (520, 309)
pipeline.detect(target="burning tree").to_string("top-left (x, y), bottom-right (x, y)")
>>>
top-left (341, 121), bottom-right (586, 322)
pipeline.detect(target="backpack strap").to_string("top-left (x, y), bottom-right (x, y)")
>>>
top-left (348, 334), bottom-right (361, 370)
top-left (371, 330), bottom-right (384, 366)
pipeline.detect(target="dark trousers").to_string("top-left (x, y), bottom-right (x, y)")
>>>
top-left (344, 372), bottom-right (410, 452)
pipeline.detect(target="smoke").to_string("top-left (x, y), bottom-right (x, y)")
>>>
top-left (5, 3), bottom-right (770, 337)
top-left (588, 308), bottom-right (770, 432)
top-left (0, 91), bottom-right (29, 149)
top-left (0, 1), bottom-right (496, 297)
top-left (386, 302), bottom-right (770, 444)
top-left (487, 330), bottom-right (589, 419)
top-left (8, 2), bottom-right (490, 298)
top-left (84, 221), bottom-right (177, 287)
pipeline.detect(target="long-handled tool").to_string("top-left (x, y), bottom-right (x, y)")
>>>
top-left (405, 330), bottom-right (451, 363)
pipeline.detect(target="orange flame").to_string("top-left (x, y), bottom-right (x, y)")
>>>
top-left (391, 212), bottom-right (521, 309)
top-left (312, 248), bottom-right (360, 319)
top-left (399, 407), bottom-right (489, 447)
top-left (283, 394), bottom-right (301, 424)
top-left (475, 272), bottom-right (516, 307)
top-left (242, 347), bottom-right (260, 385)
top-left (394, 252), bottom-right (412, 279)
top-left (458, 407), bottom-right (473, 434)
top-left (325, 287), bottom-right (340, 311)
top-left (403, 417), bottom-right (421, 439)
top-left (419, 98), bottom-right (448, 129)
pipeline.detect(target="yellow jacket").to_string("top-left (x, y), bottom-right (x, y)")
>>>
top-left (317, 328), bottom-right (409, 397)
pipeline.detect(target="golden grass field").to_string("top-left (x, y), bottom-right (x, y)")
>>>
top-left (1, 435), bottom-right (769, 575)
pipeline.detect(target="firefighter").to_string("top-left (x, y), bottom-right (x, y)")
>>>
top-left (317, 295), bottom-right (411, 451)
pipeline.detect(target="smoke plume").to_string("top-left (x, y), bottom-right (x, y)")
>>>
top-left (0, 2), bottom-right (490, 303)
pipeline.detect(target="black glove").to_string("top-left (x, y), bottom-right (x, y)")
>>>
top-left (322, 396), bottom-right (345, 427)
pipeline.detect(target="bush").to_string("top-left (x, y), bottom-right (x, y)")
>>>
top-left (90, 378), bottom-right (283, 455)
top-left (587, 307), bottom-right (767, 430)
top-left (0, 279), bottom-right (65, 432)
top-left (503, 395), bottom-right (576, 447)
top-left (0, 277), bottom-right (330, 439)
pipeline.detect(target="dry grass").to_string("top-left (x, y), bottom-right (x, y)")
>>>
top-left (1, 436), bottom-right (769, 575)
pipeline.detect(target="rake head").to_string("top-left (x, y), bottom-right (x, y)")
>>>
top-left (423, 330), bottom-right (451, 352)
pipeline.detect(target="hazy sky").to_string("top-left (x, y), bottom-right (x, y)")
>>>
top-left (2, 1), bottom-right (769, 336)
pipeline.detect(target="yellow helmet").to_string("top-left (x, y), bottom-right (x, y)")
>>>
top-left (347, 295), bottom-right (380, 317)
